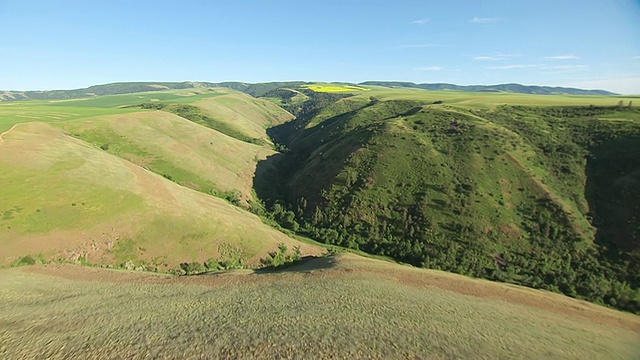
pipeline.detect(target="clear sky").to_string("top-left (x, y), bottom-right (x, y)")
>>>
top-left (1, 0), bottom-right (639, 93)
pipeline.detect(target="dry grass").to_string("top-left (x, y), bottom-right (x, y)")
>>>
top-left (0, 122), bottom-right (322, 267)
top-left (57, 110), bottom-right (273, 201)
top-left (1, 253), bottom-right (638, 359)
top-left (193, 93), bottom-right (294, 142)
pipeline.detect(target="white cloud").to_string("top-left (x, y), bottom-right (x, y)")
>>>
top-left (413, 66), bottom-right (444, 71)
top-left (473, 54), bottom-right (521, 61)
top-left (540, 65), bottom-right (588, 74)
top-left (544, 55), bottom-right (579, 60)
top-left (487, 64), bottom-right (544, 70)
top-left (411, 18), bottom-right (429, 25)
top-left (471, 17), bottom-right (497, 24)
top-left (542, 65), bottom-right (587, 70)
top-left (399, 44), bottom-right (450, 48)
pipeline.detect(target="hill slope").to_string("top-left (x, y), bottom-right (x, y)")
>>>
top-left (1, 253), bottom-right (638, 359)
top-left (57, 110), bottom-right (273, 202)
top-left (257, 90), bottom-right (640, 312)
top-left (0, 122), bottom-right (321, 267)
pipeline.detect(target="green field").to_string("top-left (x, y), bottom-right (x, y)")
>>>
top-left (0, 89), bottom-right (225, 132)
top-left (1, 254), bottom-right (638, 359)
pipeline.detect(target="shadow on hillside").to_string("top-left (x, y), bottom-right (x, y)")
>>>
top-left (253, 152), bottom-right (286, 204)
top-left (253, 255), bottom-right (339, 274)
top-left (584, 135), bottom-right (640, 257)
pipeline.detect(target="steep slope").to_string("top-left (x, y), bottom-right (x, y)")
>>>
top-left (191, 92), bottom-right (294, 143)
top-left (0, 122), bottom-right (321, 267)
top-left (57, 110), bottom-right (272, 202)
top-left (257, 91), bottom-right (640, 312)
top-left (1, 253), bottom-right (638, 359)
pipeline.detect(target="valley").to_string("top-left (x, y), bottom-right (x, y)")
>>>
top-left (1, 82), bottom-right (639, 358)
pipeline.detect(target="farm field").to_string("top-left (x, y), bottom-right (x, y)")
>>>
top-left (1, 253), bottom-right (638, 359)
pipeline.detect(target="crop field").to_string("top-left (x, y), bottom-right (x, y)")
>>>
top-left (301, 84), bottom-right (370, 93)
top-left (356, 86), bottom-right (638, 109)
top-left (0, 88), bottom-right (234, 132)
top-left (1, 253), bottom-right (638, 359)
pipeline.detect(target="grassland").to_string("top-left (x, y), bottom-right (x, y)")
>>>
top-left (0, 88), bottom-right (227, 132)
top-left (1, 253), bottom-right (638, 359)
top-left (193, 92), bottom-right (294, 142)
top-left (57, 110), bottom-right (272, 201)
top-left (0, 122), bottom-right (321, 267)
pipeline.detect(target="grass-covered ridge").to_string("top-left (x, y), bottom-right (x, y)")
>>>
top-left (1, 253), bottom-right (638, 359)
top-left (256, 87), bottom-right (640, 313)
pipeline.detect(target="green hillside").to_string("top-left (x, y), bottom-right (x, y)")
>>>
top-left (0, 95), bottom-right (318, 269)
top-left (57, 110), bottom-right (274, 202)
top-left (2, 254), bottom-right (638, 359)
top-left (256, 86), bottom-right (640, 313)
top-left (0, 87), bottom-right (296, 202)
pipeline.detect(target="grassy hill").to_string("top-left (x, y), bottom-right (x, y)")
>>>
top-left (256, 85), bottom-right (640, 313)
top-left (1, 253), bottom-right (638, 359)
top-left (0, 87), bottom-right (296, 202)
top-left (0, 122), bottom-right (321, 268)
top-left (57, 110), bottom-right (273, 202)
top-left (191, 92), bottom-right (294, 143)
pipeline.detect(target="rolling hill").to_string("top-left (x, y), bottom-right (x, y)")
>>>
top-left (1, 80), bottom-right (621, 103)
top-left (360, 81), bottom-right (618, 95)
top-left (0, 87), bottom-right (312, 270)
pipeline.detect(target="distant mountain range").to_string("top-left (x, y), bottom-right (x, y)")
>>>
top-left (0, 80), bottom-right (616, 101)
top-left (359, 81), bottom-right (617, 96)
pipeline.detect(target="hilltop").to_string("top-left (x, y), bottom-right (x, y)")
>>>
top-left (1, 253), bottom-right (638, 359)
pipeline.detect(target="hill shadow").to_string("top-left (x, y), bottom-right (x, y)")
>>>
top-left (253, 255), bottom-right (339, 274)
top-left (584, 135), bottom-right (640, 258)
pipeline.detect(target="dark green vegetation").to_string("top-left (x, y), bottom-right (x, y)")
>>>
top-left (255, 88), bottom-right (640, 313)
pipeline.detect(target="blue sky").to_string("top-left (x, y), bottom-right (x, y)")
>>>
top-left (1, 0), bottom-right (639, 93)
